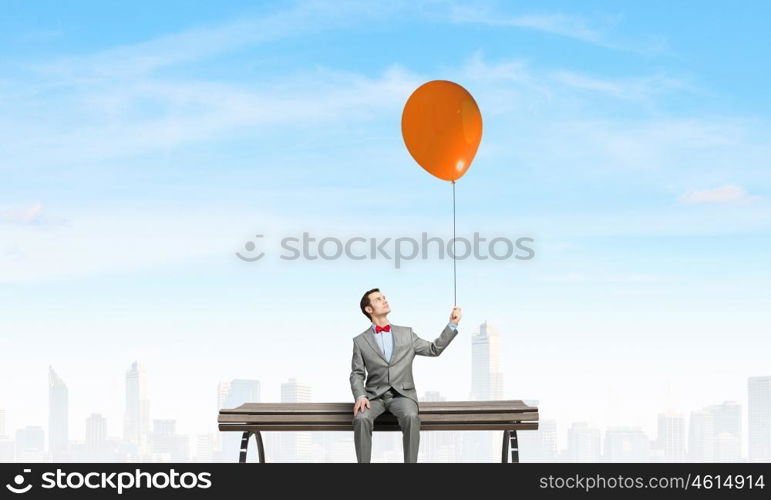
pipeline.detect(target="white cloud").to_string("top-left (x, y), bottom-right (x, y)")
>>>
top-left (679, 185), bottom-right (761, 204)
top-left (0, 203), bottom-right (47, 225)
top-left (455, 52), bottom-right (689, 110)
top-left (2, 13), bottom-right (682, 177)
top-left (33, 1), bottom-right (400, 82)
top-left (446, 5), bottom-right (669, 54)
top-left (492, 13), bottom-right (605, 43)
top-left (552, 70), bottom-right (689, 99)
top-left (447, 6), bottom-right (604, 43)
top-left (1, 64), bottom-right (423, 172)
top-left (539, 272), bottom-right (667, 283)
top-left (0, 204), bottom-right (274, 283)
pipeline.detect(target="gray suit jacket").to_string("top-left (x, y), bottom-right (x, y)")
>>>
top-left (349, 323), bottom-right (458, 407)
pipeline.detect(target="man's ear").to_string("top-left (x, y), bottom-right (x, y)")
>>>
top-left (365, 305), bottom-right (373, 315)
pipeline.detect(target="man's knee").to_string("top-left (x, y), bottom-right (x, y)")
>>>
top-left (397, 406), bottom-right (420, 426)
top-left (353, 411), bottom-right (374, 428)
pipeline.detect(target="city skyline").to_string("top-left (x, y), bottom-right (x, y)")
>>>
top-left (1, 377), bottom-right (760, 463)
top-left (0, 320), bottom-right (768, 462)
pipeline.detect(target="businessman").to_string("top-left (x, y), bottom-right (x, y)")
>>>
top-left (349, 288), bottom-right (461, 463)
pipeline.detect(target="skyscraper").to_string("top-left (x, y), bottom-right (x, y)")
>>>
top-left (688, 408), bottom-right (715, 462)
top-left (471, 321), bottom-right (503, 401)
top-left (217, 381), bottom-right (231, 410)
top-left (214, 381), bottom-right (232, 458)
top-left (86, 413), bottom-right (107, 450)
top-left (656, 412), bottom-right (686, 462)
top-left (124, 361), bottom-right (150, 450)
top-left (223, 379), bottom-right (261, 409)
top-left (748, 376), bottom-right (771, 462)
top-left (280, 378), bottom-right (312, 462)
top-left (711, 401), bottom-right (742, 462)
top-left (464, 321), bottom-right (504, 461)
top-left (689, 401), bottom-right (742, 462)
top-left (48, 366), bottom-right (69, 457)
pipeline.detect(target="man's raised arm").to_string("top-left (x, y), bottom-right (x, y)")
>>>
top-left (412, 306), bottom-right (462, 357)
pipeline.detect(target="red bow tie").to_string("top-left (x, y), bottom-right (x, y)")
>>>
top-left (375, 324), bottom-right (391, 333)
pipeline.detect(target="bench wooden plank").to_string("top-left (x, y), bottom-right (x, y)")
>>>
top-left (220, 400), bottom-right (537, 415)
top-left (219, 411), bottom-right (539, 424)
top-left (219, 422), bottom-right (539, 432)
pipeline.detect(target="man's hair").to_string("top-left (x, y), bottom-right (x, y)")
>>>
top-left (360, 288), bottom-right (380, 320)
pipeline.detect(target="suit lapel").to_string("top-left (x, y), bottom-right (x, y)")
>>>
top-left (363, 327), bottom-right (388, 363)
top-left (391, 325), bottom-right (403, 353)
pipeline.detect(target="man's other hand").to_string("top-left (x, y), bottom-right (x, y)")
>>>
top-left (450, 306), bottom-right (462, 324)
top-left (353, 398), bottom-right (370, 416)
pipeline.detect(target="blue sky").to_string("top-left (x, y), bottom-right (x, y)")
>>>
top-left (1, 1), bottom-right (770, 449)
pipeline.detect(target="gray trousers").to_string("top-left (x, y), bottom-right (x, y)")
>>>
top-left (353, 388), bottom-right (420, 463)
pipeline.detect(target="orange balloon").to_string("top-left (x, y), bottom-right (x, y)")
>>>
top-left (401, 80), bottom-right (482, 182)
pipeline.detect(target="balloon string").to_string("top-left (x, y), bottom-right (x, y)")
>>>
top-left (452, 180), bottom-right (457, 307)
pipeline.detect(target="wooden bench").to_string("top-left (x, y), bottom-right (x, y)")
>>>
top-left (218, 400), bottom-right (539, 463)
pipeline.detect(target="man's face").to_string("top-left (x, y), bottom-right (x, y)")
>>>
top-left (366, 291), bottom-right (391, 318)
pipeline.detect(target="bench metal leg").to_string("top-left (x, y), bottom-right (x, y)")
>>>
top-left (501, 430), bottom-right (519, 463)
top-left (239, 431), bottom-right (265, 463)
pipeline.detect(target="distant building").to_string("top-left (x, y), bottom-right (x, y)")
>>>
top-left (518, 416), bottom-right (559, 462)
top-left (0, 408), bottom-right (6, 438)
top-left (217, 381), bottom-right (231, 410)
top-left (464, 321), bottom-right (504, 461)
top-left (656, 412), bottom-right (686, 462)
top-left (471, 321), bottom-right (503, 401)
top-left (421, 390), bottom-right (457, 462)
top-left (689, 408), bottom-right (714, 462)
top-left (689, 401), bottom-right (742, 462)
top-left (124, 361), bottom-right (150, 451)
top-left (748, 376), bottom-right (771, 462)
top-left (223, 379), bottom-right (261, 409)
top-left (0, 438), bottom-right (13, 461)
top-left (195, 433), bottom-right (215, 462)
top-left (16, 426), bottom-right (46, 462)
top-left (604, 427), bottom-right (651, 462)
top-left (279, 378), bottom-right (312, 462)
top-left (0, 408), bottom-right (10, 461)
top-left (712, 402), bottom-right (742, 462)
top-left (150, 419), bottom-right (189, 462)
top-left (567, 422), bottom-right (601, 462)
top-left (86, 413), bottom-right (107, 450)
top-left (48, 366), bottom-right (69, 458)
top-left (219, 379), bottom-right (261, 462)
top-left (0, 408), bottom-right (16, 462)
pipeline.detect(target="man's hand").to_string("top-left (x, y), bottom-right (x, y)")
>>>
top-left (450, 306), bottom-right (462, 324)
top-left (353, 397), bottom-right (370, 416)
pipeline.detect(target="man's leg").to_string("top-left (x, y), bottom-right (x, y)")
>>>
top-left (352, 397), bottom-right (386, 463)
top-left (387, 395), bottom-right (420, 463)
